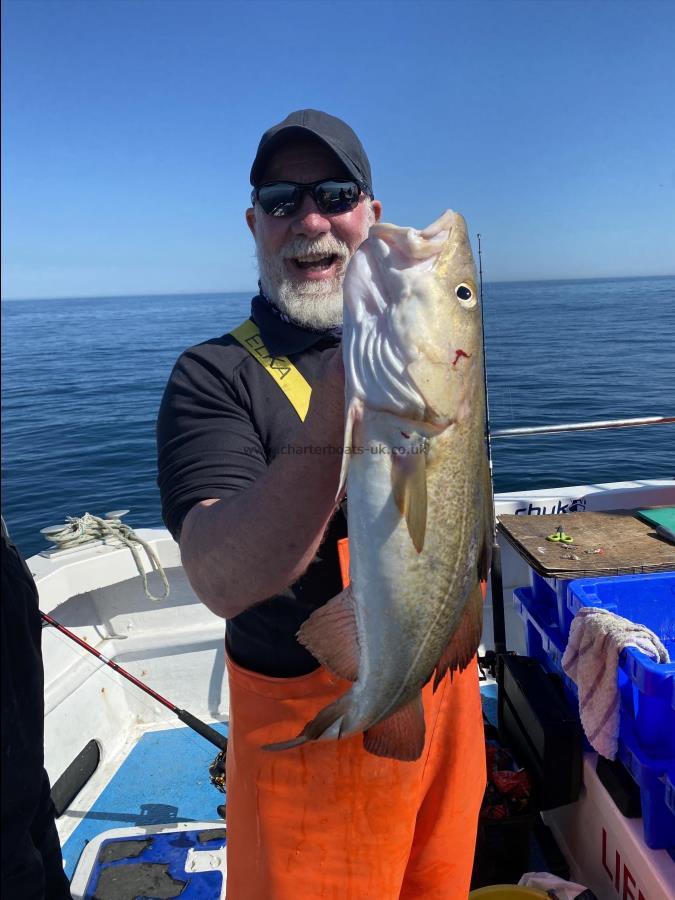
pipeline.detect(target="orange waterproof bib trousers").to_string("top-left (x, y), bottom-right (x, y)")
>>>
top-left (225, 652), bottom-right (486, 899)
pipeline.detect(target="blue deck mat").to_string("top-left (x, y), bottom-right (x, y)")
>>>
top-left (62, 722), bottom-right (228, 879)
top-left (82, 829), bottom-right (226, 899)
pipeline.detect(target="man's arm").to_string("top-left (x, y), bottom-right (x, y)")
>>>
top-left (179, 348), bottom-right (345, 619)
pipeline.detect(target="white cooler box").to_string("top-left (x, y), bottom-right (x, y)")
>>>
top-left (542, 754), bottom-right (675, 900)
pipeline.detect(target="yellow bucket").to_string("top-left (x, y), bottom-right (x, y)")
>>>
top-left (469, 887), bottom-right (549, 899)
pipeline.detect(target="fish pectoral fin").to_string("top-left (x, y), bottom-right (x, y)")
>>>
top-left (296, 587), bottom-right (359, 681)
top-left (363, 693), bottom-right (426, 761)
top-left (336, 397), bottom-right (363, 503)
top-left (432, 581), bottom-right (484, 690)
top-left (391, 444), bottom-right (427, 553)
top-left (263, 695), bottom-right (350, 752)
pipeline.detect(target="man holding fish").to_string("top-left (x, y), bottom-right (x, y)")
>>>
top-left (157, 109), bottom-right (490, 898)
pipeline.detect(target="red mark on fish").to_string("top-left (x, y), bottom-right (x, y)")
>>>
top-left (452, 349), bottom-right (471, 368)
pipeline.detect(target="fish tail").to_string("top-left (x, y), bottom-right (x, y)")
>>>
top-left (261, 735), bottom-right (312, 753)
top-left (262, 695), bottom-right (351, 753)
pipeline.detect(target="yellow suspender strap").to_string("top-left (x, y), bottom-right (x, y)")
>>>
top-left (230, 319), bottom-right (312, 422)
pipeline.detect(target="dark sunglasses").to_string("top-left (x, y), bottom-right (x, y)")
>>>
top-left (251, 178), bottom-right (372, 217)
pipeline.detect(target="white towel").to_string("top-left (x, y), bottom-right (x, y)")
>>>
top-left (561, 606), bottom-right (670, 760)
top-left (519, 871), bottom-right (591, 898)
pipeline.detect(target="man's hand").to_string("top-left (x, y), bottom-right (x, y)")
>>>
top-left (179, 347), bottom-right (347, 619)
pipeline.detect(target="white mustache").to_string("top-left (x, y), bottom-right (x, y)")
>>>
top-left (282, 236), bottom-right (349, 262)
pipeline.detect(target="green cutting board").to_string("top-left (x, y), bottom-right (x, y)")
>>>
top-left (636, 507), bottom-right (675, 543)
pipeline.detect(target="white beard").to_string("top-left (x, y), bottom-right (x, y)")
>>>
top-left (255, 233), bottom-right (351, 331)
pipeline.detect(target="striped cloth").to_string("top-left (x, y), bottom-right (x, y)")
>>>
top-left (562, 607), bottom-right (669, 759)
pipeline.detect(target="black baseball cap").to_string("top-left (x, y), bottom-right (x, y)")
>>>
top-left (250, 109), bottom-right (373, 195)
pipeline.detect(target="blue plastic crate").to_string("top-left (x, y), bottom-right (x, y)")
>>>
top-left (617, 717), bottom-right (675, 850)
top-left (528, 570), bottom-right (574, 636)
top-left (513, 588), bottom-right (588, 736)
top-left (665, 767), bottom-right (675, 816)
top-left (567, 572), bottom-right (675, 758)
top-left (514, 586), bottom-right (675, 850)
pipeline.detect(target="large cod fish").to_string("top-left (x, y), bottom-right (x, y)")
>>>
top-left (267, 210), bottom-right (493, 761)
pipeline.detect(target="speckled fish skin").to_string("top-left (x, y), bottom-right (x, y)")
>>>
top-left (265, 210), bottom-right (492, 761)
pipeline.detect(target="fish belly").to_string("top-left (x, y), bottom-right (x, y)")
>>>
top-left (345, 406), bottom-right (480, 732)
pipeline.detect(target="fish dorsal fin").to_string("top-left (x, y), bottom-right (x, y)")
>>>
top-left (391, 440), bottom-right (428, 553)
top-left (432, 581), bottom-right (484, 690)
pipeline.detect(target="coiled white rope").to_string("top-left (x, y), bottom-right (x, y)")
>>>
top-left (42, 512), bottom-right (170, 602)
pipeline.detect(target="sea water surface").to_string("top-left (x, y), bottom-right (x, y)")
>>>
top-left (2, 276), bottom-right (674, 558)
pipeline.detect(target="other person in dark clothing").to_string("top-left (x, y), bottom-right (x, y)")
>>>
top-left (1, 519), bottom-right (73, 900)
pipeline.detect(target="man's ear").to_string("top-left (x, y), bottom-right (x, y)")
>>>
top-left (246, 207), bottom-right (256, 236)
top-left (371, 200), bottom-right (382, 223)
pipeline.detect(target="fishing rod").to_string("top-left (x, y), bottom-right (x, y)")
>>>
top-left (477, 234), bottom-right (508, 656)
top-left (477, 233), bottom-right (493, 476)
top-left (41, 611), bottom-right (228, 753)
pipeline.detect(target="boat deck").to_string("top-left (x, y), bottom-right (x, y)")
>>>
top-left (39, 488), bottom-right (674, 896)
top-left (64, 687), bottom-right (503, 896)
top-left (63, 721), bottom-right (229, 882)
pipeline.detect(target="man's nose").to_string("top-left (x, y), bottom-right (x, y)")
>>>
top-left (290, 193), bottom-right (331, 238)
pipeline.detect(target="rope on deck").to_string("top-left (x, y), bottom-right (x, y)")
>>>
top-left (43, 512), bottom-right (170, 602)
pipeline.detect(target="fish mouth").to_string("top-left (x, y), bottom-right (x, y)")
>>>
top-left (369, 210), bottom-right (457, 265)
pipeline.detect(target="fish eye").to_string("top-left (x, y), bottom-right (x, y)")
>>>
top-left (455, 283), bottom-right (476, 307)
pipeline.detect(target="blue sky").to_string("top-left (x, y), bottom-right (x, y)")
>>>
top-left (2, 0), bottom-right (674, 299)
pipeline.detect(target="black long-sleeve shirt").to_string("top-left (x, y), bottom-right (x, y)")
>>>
top-left (156, 296), bottom-right (347, 677)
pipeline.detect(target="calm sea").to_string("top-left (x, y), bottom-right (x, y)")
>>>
top-left (2, 276), bottom-right (674, 558)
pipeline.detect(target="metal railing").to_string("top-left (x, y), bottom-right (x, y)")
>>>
top-left (486, 412), bottom-right (674, 657)
top-left (492, 415), bottom-right (675, 438)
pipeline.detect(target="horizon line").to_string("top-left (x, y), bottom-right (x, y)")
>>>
top-left (2, 272), bottom-right (673, 303)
